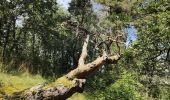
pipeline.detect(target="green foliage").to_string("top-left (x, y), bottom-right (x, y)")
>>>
top-left (124, 48), bottom-right (134, 63)
top-left (132, 0), bottom-right (170, 76)
top-left (104, 72), bottom-right (145, 100)
top-left (159, 85), bottom-right (170, 100)
top-left (87, 71), bottom-right (146, 100)
top-left (0, 0), bottom-right (73, 75)
top-left (86, 0), bottom-right (170, 99)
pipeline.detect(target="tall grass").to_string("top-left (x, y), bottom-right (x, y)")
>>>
top-left (0, 72), bottom-right (46, 95)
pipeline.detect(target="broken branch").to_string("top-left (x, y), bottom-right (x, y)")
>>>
top-left (78, 34), bottom-right (90, 66)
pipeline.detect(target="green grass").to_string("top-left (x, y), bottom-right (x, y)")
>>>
top-left (0, 72), bottom-right (46, 95)
top-left (67, 93), bottom-right (87, 100)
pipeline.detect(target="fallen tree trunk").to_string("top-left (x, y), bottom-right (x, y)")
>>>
top-left (5, 55), bottom-right (120, 100)
top-left (5, 78), bottom-right (86, 100)
top-left (3, 35), bottom-right (121, 100)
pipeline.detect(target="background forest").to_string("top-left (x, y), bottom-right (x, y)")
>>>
top-left (0, 0), bottom-right (170, 99)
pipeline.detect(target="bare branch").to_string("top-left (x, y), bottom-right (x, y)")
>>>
top-left (166, 48), bottom-right (170, 61)
top-left (78, 35), bottom-right (90, 66)
top-left (107, 54), bottom-right (121, 64)
top-left (66, 53), bottom-right (121, 79)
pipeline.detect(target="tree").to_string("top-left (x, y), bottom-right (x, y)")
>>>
top-left (5, 22), bottom-right (123, 99)
top-left (132, 0), bottom-right (170, 98)
top-left (0, 0), bottom-right (70, 75)
top-left (1, 0), bottom-right (170, 99)
top-left (86, 0), bottom-right (170, 99)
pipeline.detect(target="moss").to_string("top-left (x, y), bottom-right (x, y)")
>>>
top-left (43, 77), bottom-right (74, 90)
top-left (0, 84), bottom-right (29, 95)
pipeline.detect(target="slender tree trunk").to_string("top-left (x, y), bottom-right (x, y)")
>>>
top-left (2, 20), bottom-right (11, 63)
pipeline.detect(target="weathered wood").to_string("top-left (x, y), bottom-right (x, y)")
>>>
top-left (78, 34), bottom-right (89, 66)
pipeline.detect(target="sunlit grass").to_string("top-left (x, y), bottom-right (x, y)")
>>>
top-left (67, 93), bottom-right (87, 100)
top-left (0, 72), bottom-right (46, 95)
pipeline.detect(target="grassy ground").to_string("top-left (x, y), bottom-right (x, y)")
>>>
top-left (0, 72), bottom-right (46, 96)
top-left (0, 72), bottom-right (87, 100)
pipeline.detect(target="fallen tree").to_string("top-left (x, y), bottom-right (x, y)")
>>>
top-left (2, 23), bottom-right (124, 100)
